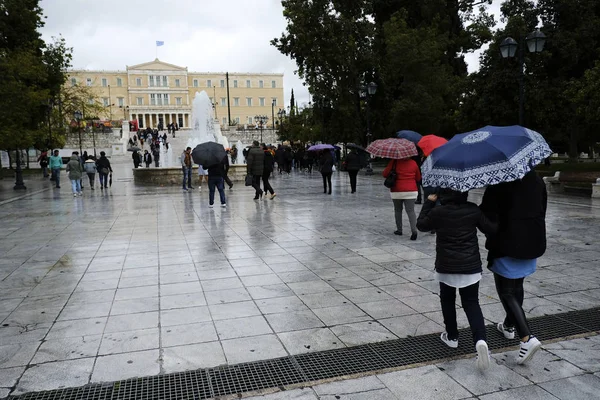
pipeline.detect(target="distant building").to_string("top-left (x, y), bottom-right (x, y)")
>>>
top-left (67, 59), bottom-right (284, 130)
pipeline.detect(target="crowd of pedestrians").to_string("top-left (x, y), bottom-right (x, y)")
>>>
top-left (43, 150), bottom-right (112, 196)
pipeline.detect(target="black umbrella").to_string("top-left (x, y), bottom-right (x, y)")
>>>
top-left (127, 147), bottom-right (141, 152)
top-left (109, 173), bottom-right (113, 187)
top-left (192, 141), bottom-right (226, 167)
top-left (347, 143), bottom-right (367, 152)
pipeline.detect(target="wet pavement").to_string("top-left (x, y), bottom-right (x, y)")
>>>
top-left (1, 157), bottom-right (600, 397)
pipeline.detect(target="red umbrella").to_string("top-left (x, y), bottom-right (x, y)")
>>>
top-left (366, 138), bottom-right (417, 159)
top-left (418, 135), bottom-right (448, 156)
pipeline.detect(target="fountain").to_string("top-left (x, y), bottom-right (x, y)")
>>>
top-left (187, 91), bottom-right (230, 150)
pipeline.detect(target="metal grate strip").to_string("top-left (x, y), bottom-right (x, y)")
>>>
top-left (8, 307), bottom-right (600, 400)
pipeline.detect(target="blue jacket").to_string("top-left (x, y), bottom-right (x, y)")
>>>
top-left (49, 155), bottom-right (63, 169)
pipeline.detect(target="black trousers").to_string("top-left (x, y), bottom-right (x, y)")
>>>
top-left (439, 282), bottom-right (486, 345)
top-left (262, 173), bottom-right (274, 195)
top-left (224, 173), bottom-right (233, 188)
top-left (321, 172), bottom-right (332, 193)
top-left (494, 274), bottom-right (531, 339)
top-left (252, 175), bottom-right (263, 198)
top-left (348, 170), bottom-right (358, 192)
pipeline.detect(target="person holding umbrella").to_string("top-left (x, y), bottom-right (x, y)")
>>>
top-left (206, 156), bottom-right (227, 208)
top-left (368, 138), bottom-right (420, 239)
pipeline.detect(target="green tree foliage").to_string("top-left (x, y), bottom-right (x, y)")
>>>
top-left (273, 0), bottom-right (493, 143)
top-left (0, 0), bottom-right (72, 153)
top-left (458, 0), bottom-right (600, 157)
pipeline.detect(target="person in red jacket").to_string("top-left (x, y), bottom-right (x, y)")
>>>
top-left (383, 158), bottom-right (422, 240)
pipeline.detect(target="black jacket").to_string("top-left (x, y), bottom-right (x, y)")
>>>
top-left (480, 171), bottom-right (547, 261)
top-left (345, 151), bottom-right (362, 171)
top-left (417, 190), bottom-right (497, 274)
top-left (264, 151), bottom-right (274, 173)
top-left (246, 146), bottom-right (264, 176)
top-left (96, 156), bottom-right (112, 173)
top-left (319, 151), bottom-right (334, 174)
top-left (208, 157), bottom-right (227, 178)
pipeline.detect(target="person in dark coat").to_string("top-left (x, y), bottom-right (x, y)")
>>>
top-left (132, 150), bottom-right (141, 168)
top-left (319, 150), bottom-right (334, 194)
top-left (417, 188), bottom-right (497, 370)
top-left (246, 141), bottom-right (264, 199)
top-left (223, 153), bottom-right (233, 189)
top-left (275, 145), bottom-right (285, 174)
top-left (207, 158), bottom-right (227, 207)
top-left (345, 149), bottom-right (362, 193)
top-left (95, 151), bottom-right (112, 189)
top-left (143, 150), bottom-right (152, 168)
top-left (262, 144), bottom-right (276, 199)
top-left (152, 146), bottom-right (160, 167)
top-left (479, 170), bottom-right (547, 365)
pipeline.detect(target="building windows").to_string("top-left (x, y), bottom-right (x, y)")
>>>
top-left (136, 78), bottom-right (142, 86)
top-left (117, 78), bottom-right (122, 87)
top-left (165, 94), bottom-right (170, 105)
top-left (234, 117), bottom-right (240, 124)
top-left (246, 80), bottom-right (251, 88)
top-left (259, 80), bottom-right (264, 88)
top-left (246, 97), bottom-right (252, 107)
top-left (70, 78), bottom-right (77, 87)
top-left (176, 97), bottom-right (182, 106)
top-left (178, 115), bottom-right (184, 127)
top-left (149, 76), bottom-right (155, 87)
top-left (233, 97), bottom-right (239, 106)
top-left (220, 80), bottom-right (225, 88)
top-left (150, 94), bottom-right (156, 106)
top-left (220, 97), bottom-right (226, 107)
top-left (233, 80), bottom-right (238, 88)
top-left (222, 117), bottom-right (227, 126)
top-left (207, 79), bottom-right (212, 88)
top-left (86, 78), bottom-right (92, 86)
top-left (157, 94), bottom-right (163, 106)
top-left (272, 80), bottom-right (276, 88)
top-left (162, 76), bottom-right (167, 87)
top-left (138, 116), bottom-right (144, 128)
top-left (137, 97), bottom-right (143, 105)
top-left (118, 97), bottom-right (124, 107)
top-left (103, 97), bottom-right (109, 106)
top-left (248, 116), bottom-right (253, 124)
top-left (175, 78), bottom-right (180, 87)
top-left (259, 98), bottom-right (265, 107)
top-left (272, 98), bottom-right (277, 106)
top-left (193, 79), bottom-right (199, 87)
top-left (102, 78), bottom-right (108, 87)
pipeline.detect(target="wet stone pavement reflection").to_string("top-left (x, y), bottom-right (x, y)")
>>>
top-left (1, 161), bottom-right (600, 397)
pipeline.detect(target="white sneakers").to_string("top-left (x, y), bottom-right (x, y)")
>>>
top-left (440, 332), bottom-right (458, 348)
top-left (475, 340), bottom-right (490, 370)
top-left (221, 204), bottom-right (227, 208)
top-left (497, 323), bottom-right (516, 340)
top-left (517, 336), bottom-right (542, 365)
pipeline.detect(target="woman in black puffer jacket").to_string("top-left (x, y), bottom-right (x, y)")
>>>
top-left (417, 188), bottom-right (497, 370)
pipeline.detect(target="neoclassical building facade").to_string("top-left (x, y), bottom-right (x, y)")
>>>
top-left (67, 59), bottom-right (284, 130)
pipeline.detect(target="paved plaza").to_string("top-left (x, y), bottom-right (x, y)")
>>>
top-left (1, 159), bottom-right (600, 398)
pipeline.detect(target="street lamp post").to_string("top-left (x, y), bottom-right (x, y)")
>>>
top-left (271, 99), bottom-right (276, 130)
top-left (500, 30), bottom-right (546, 126)
top-left (74, 110), bottom-right (83, 156)
top-left (254, 115), bottom-right (268, 143)
top-left (361, 81), bottom-right (378, 175)
top-left (13, 149), bottom-right (26, 190)
top-left (277, 108), bottom-right (286, 143)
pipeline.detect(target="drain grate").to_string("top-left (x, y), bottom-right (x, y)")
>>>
top-left (9, 307), bottom-right (600, 400)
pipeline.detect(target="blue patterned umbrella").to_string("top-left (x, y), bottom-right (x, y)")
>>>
top-left (396, 130), bottom-right (422, 143)
top-left (421, 125), bottom-right (552, 192)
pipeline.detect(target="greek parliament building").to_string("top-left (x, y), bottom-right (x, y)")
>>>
top-left (67, 59), bottom-right (284, 130)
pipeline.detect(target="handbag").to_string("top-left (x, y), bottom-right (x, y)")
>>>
top-left (101, 168), bottom-right (109, 175)
top-left (245, 174), bottom-right (253, 186)
top-left (384, 160), bottom-right (397, 188)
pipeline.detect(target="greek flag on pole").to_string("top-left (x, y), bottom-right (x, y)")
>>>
top-left (156, 41), bottom-right (164, 46)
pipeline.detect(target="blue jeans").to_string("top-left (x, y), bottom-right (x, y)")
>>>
top-left (208, 176), bottom-right (226, 205)
top-left (70, 179), bottom-right (81, 194)
top-left (99, 173), bottom-right (108, 188)
top-left (182, 167), bottom-right (192, 189)
top-left (51, 168), bottom-right (60, 187)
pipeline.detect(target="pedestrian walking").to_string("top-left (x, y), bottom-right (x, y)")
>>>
top-left (223, 152), bottom-right (234, 189)
top-left (344, 149), bottom-right (362, 193)
top-left (276, 145), bottom-right (285, 174)
top-left (480, 170), bottom-right (547, 365)
top-left (132, 150), bottom-right (141, 168)
top-left (416, 189), bottom-right (497, 370)
top-left (66, 153), bottom-right (83, 197)
top-left (383, 158), bottom-right (421, 240)
top-left (207, 157), bottom-right (227, 208)
top-left (246, 141), bottom-right (264, 200)
top-left (49, 150), bottom-right (63, 188)
top-left (152, 146), bottom-right (160, 167)
top-left (143, 150), bottom-right (152, 168)
top-left (38, 150), bottom-right (49, 178)
top-left (96, 151), bottom-right (112, 189)
top-left (319, 149), bottom-right (334, 195)
top-left (181, 147), bottom-right (193, 191)
top-left (231, 146), bottom-right (238, 164)
top-left (197, 164), bottom-right (209, 189)
top-left (262, 144), bottom-right (276, 199)
top-left (84, 158), bottom-right (97, 190)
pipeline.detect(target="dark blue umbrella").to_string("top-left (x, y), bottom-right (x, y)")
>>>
top-left (396, 130), bottom-right (422, 143)
top-left (421, 125), bottom-right (552, 192)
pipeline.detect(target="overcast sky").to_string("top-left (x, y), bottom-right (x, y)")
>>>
top-left (38, 0), bottom-right (502, 108)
